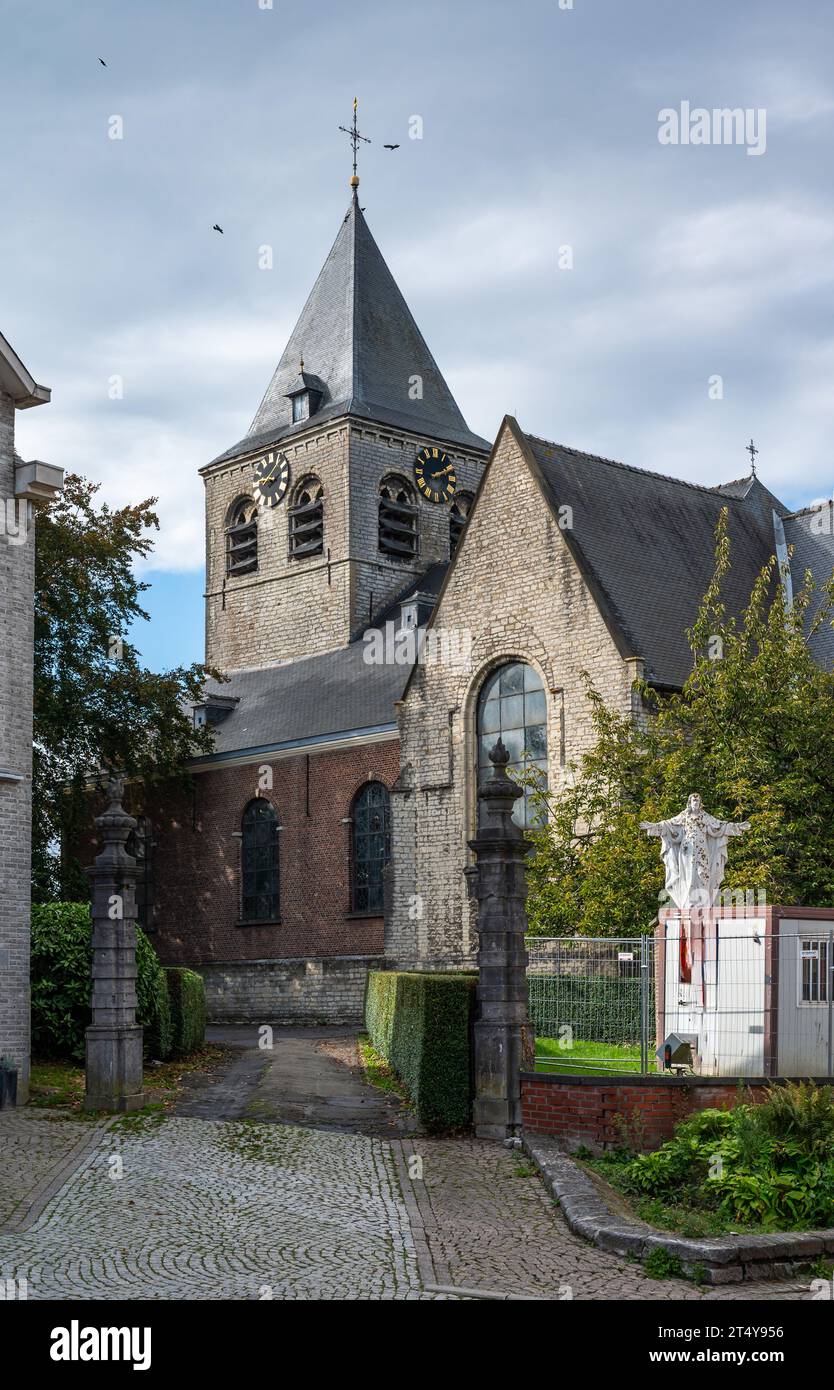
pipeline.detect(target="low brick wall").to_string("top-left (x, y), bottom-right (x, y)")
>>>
top-left (191, 955), bottom-right (383, 1025)
top-left (521, 1072), bottom-right (774, 1152)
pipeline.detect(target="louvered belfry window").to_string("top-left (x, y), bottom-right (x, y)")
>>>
top-left (379, 477), bottom-right (418, 560)
top-left (450, 491), bottom-right (473, 554)
top-left (226, 497), bottom-right (258, 576)
top-left (289, 480), bottom-right (324, 559)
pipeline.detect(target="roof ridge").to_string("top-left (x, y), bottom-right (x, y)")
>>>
top-left (525, 431), bottom-right (751, 502)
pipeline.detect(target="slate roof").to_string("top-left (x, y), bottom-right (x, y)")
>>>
top-left (524, 433), bottom-right (782, 689)
top-left (193, 637), bottom-right (409, 762)
top-left (783, 508), bottom-right (834, 669)
top-left (209, 197), bottom-right (489, 467)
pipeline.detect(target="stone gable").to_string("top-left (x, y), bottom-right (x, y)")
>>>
top-left (386, 418), bottom-right (643, 971)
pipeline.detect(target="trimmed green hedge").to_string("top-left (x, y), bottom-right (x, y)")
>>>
top-left (166, 967), bottom-right (206, 1057)
top-left (528, 974), bottom-right (647, 1045)
top-left (365, 971), bottom-right (477, 1132)
top-left (144, 970), bottom-right (173, 1062)
top-left (31, 902), bottom-right (168, 1061)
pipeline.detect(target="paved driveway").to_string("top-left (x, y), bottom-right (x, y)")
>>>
top-left (0, 1031), bottom-right (813, 1301)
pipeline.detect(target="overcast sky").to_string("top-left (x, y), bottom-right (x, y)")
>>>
top-left (3, 0), bottom-right (833, 669)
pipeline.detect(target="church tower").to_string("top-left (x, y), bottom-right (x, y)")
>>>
top-left (202, 189), bottom-right (489, 673)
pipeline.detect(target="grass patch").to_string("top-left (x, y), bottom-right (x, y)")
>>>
top-left (28, 1045), bottom-right (231, 1115)
top-left (358, 1035), bottom-right (411, 1104)
top-left (535, 1037), bottom-right (642, 1074)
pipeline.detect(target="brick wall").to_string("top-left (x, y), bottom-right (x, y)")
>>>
top-left (0, 389), bottom-right (35, 1101)
top-left (75, 738), bottom-right (400, 968)
top-left (198, 954), bottom-right (382, 1024)
top-left (387, 419), bottom-right (643, 973)
top-left (521, 1073), bottom-right (774, 1152)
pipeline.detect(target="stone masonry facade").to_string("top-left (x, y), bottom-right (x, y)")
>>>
top-left (0, 389), bottom-right (35, 1100)
top-left (199, 954), bottom-right (383, 1025)
top-left (203, 418), bottom-right (485, 672)
top-left (387, 419), bottom-right (644, 972)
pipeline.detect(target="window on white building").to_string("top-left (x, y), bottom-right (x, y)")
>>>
top-left (799, 938), bottom-right (829, 1003)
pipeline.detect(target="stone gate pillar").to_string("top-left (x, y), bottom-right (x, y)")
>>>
top-left (85, 774), bottom-right (145, 1112)
top-left (469, 739), bottom-right (532, 1140)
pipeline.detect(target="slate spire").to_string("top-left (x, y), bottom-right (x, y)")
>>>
top-left (227, 199), bottom-right (487, 460)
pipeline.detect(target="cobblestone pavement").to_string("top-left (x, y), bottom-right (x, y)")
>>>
top-left (0, 1114), bottom-right (434, 1300)
top-left (396, 1138), bottom-right (811, 1301)
top-left (0, 1109), bottom-right (105, 1229)
top-left (0, 1109), bottom-right (811, 1300)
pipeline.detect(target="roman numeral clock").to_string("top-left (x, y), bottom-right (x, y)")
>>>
top-left (414, 445), bottom-right (456, 503)
top-left (253, 450), bottom-right (290, 509)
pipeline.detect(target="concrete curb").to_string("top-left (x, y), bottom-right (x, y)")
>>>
top-left (523, 1133), bottom-right (834, 1285)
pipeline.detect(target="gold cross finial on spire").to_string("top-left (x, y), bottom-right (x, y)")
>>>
top-left (338, 97), bottom-right (371, 191)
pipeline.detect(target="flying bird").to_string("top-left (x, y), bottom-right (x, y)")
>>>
top-left (212, 224), bottom-right (224, 234)
top-left (383, 143), bottom-right (400, 150)
top-left (98, 57), bottom-right (107, 66)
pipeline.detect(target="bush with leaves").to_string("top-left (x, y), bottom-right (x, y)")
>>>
top-left (30, 902), bottom-right (170, 1061)
top-left (622, 1084), bottom-right (834, 1230)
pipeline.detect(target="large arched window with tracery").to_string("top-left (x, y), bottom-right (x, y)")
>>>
top-left (241, 798), bottom-right (279, 922)
top-left (476, 662), bottom-right (547, 828)
top-left (351, 782), bottom-right (391, 914)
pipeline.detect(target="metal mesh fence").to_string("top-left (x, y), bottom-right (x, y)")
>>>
top-left (527, 937), bottom-right (651, 1073)
top-left (527, 928), bottom-right (834, 1078)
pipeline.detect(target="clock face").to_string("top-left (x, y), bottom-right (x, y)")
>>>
top-left (414, 446), bottom-right (456, 503)
top-left (253, 451), bottom-right (290, 509)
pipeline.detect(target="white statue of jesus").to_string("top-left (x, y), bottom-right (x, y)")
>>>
top-left (641, 793), bottom-right (749, 912)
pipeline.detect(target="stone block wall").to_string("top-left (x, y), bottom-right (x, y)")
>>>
top-left (203, 416), bottom-right (486, 672)
top-left (0, 389), bottom-right (35, 1100)
top-left (197, 954), bottom-right (382, 1025)
top-left (386, 419), bottom-right (642, 974)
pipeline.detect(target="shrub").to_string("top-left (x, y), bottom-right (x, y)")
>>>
top-left (365, 971), bottom-right (477, 1132)
top-left (30, 902), bottom-right (165, 1061)
top-left (621, 1084), bottom-right (834, 1231)
top-left (166, 968), bottom-right (206, 1057)
top-left (144, 969), bottom-right (173, 1062)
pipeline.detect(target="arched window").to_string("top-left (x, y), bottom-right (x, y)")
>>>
top-left (241, 798), bottom-right (279, 922)
top-left (378, 476), bottom-right (417, 560)
top-left (476, 662), bottom-right (547, 829)
top-left (352, 782), bottom-right (391, 914)
top-left (450, 491), bottom-right (474, 555)
top-left (288, 477), bottom-right (324, 558)
top-left (127, 816), bottom-right (153, 931)
top-left (226, 496), bottom-right (258, 576)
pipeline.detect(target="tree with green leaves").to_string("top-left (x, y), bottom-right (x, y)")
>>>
top-left (33, 474), bottom-right (218, 900)
top-left (524, 510), bottom-right (834, 936)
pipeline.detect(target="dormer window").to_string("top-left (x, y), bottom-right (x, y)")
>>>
top-left (226, 497), bottom-right (258, 577)
top-left (284, 360), bottom-right (323, 426)
top-left (398, 591), bottom-right (434, 636)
